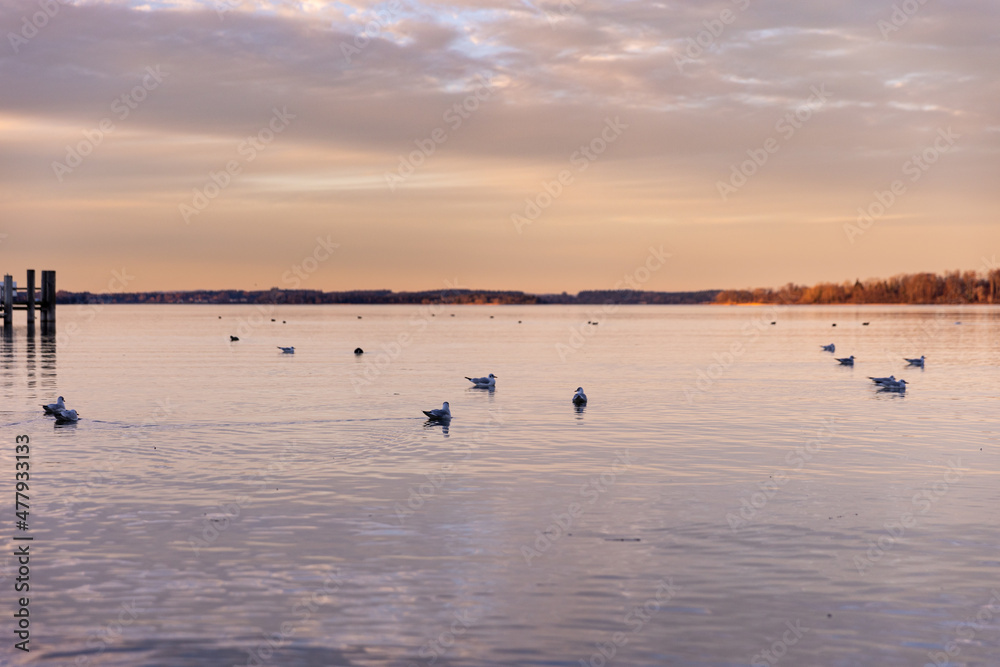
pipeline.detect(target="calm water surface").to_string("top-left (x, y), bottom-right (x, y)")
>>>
top-left (2, 304), bottom-right (999, 666)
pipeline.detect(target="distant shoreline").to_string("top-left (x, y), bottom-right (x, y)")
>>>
top-left (49, 269), bottom-right (1000, 306)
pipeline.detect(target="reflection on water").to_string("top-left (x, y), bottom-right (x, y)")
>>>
top-left (3, 304), bottom-right (1000, 666)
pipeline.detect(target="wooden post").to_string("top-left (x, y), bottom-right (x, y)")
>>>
top-left (40, 270), bottom-right (56, 332)
top-left (3, 275), bottom-right (12, 329)
top-left (26, 269), bottom-right (35, 328)
top-left (47, 270), bottom-right (56, 324)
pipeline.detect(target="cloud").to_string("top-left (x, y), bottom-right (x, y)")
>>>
top-left (1, 0), bottom-right (997, 291)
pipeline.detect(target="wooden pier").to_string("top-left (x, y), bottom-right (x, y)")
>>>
top-left (2, 270), bottom-right (56, 333)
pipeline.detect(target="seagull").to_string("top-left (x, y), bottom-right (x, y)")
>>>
top-left (878, 379), bottom-right (907, 393)
top-left (466, 373), bottom-right (497, 388)
top-left (835, 355), bottom-right (855, 366)
top-left (422, 402), bottom-right (451, 421)
top-left (821, 344), bottom-right (835, 352)
top-left (278, 346), bottom-right (295, 354)
top-left (572, 387), bottom-right (587, 405)
top-left (54, 408), bottom-right (79, 423)
top-left (905, 355), bottom-right (925, 367)
top-left (42, 396), bottom-right (66, 414)
top-left (868, 375), bottom-right (896, 385)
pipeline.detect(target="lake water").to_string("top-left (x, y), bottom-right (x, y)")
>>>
top-left (2, 304), bottom-right (999, 666)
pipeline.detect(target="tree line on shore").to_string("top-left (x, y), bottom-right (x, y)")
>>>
top-left (715, 270), bottom-right (1000, 305)
top-left (51, 269), bottom-right (1000, 305)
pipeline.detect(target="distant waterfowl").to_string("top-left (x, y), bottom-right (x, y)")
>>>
top-left (54, 408), bottom-right (79, 423)
top-left (770, 321), bottom-right (776, 325)
top-left (466, 373), bottom-right (497, 388)
top-left (862, 322), bottom-right (870, 326)
top-left (278, 346), bottom-right (295, 354)
top-left (832, 323), bottom-right (837, 327)
top-left (878, 379), bottom-right (907, 393)
top-left (271, 319), bottom-right (275, 322)
top-left (836, 355), bottom-right (855, 366)
top-left (821, 344), bottom-right (835, 352)
top-left (422, 402), bottom-right (451, 421)
top-left (572, 387), bottom-right (587, 405)
top-left (868, 375), bottom-right (896, 385)
top-left (905, 355), bottom-right (925, 367)
top-left (42, 396), bottom-right (66, 414)
top-left (230, 335), bottom-right (239, 341)
top-left (354, 347), bottom-right (364, 355)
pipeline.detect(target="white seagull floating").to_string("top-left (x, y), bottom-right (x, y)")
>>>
top-left (868, 375), bottom-right (896, 385)
top-left (43, 396), bottom-right (66, 414)
top-left (277, 346), bottom-right (295, 354)
top-left (572, 387), bottom-right (587, 405)
top-left (836, 355), bottom-right (855, 366)
top-left (465, 373), bottom-right (497, 388)
top-left (54, 408), bottom-right (79, 423)
top-left (821, 344), bottom-right (836, 353)
top-left (422, 402), bottom-right (451, 421)
top-left (905, 355), bottom-right (925, 367)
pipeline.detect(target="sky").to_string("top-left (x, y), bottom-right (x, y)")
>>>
top-left (0, 0), bottom-right (997, 293)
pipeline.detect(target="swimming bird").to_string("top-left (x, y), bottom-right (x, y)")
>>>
top-left (905, 355), bottom-right (925, 367)
top-left (878, 379), bottom-right (907, 393)
top-left (572, 387), bottom-right (587, 405)
top-left (277, 346), bottom-right (295, 354)
top-left (868, 375), bottom-right (896, 385)
top-left (836, 355), bottom-right (855, 366)
top-left (42, 396), bottom-right (66, 414)
top-left (862, 322), bottom-right (870, 326)
top-left (821, 344), bottom-right (835, 352)
top-left (466, 373), bottom-right (497, 388)
top-left (230, 335), bottom-right (239, 341)
top-left (422, 402), bottom-right (451, 421)
top-left (54, 408), bottom-right (79, 423)
top-left (354, 347), bottom-right (364, 355)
